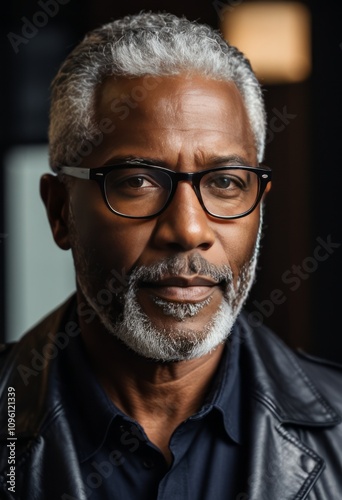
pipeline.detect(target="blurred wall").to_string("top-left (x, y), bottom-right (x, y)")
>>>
top-left (1, 0), bottom-right (341, 359)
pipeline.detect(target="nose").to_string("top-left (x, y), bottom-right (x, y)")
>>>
top-left (151, 182), bottom-right (216, 252)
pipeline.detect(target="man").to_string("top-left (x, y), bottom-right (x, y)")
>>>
top-left (0, 12), bottom-right (341, 500)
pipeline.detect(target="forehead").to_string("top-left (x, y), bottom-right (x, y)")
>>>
top-left (91, 74), bottom-right (256, 166)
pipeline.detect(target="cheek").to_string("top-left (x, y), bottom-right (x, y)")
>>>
top-left (99, 221), bottom-right (155, 272)
top-left (70, 188), bottom-right (155, 274)
top-left (217, 212), bottom-right (261, 274)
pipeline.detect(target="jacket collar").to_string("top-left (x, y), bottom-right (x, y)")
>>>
top-left (0, 296), bottom-right (76, 439)
top-left (237, 314), bottom-right (341, 427)
top-left (235, 315), bottom-right (341, 499)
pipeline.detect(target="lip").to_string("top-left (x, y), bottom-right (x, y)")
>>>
top-left (140, 276), bottom-right (219, 287)
top-left (139, 276), bottom-right (221, 303)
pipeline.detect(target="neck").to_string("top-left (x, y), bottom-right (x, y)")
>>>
top-left (79, 310), bottom-right (225, 464)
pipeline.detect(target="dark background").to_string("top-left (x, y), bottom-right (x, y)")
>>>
top-left (1, 0), bottom-right (341, 360)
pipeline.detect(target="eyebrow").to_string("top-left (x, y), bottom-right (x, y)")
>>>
top-left (208, 154), bottom-right (252, 166)
top-left (104, 155), bottom-right (169, 167)
top-left (104, 154), bottom-right (252, 168)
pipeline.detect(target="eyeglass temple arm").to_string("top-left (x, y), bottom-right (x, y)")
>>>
top-left (56, 166), bottom-right (90, 180)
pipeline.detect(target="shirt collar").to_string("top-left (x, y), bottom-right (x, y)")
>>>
top-left (191, 321), bottom-right (242, 444)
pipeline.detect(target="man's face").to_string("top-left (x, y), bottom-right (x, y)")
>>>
top-left (62, 74), bottom-right (261, 360)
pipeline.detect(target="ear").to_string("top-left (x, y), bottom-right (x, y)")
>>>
top-left (263, 181), bottom-right (272, 197)
top-left (40, 174), bottom-right (71, 250)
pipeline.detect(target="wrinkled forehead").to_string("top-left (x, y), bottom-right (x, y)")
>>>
top-left (96, 74), bottom-right (249, 122)
top-left (92, 74), bottom-right (257, 164)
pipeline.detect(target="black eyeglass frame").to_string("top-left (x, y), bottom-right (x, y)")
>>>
top-left (56, 163), bottom-right (272, 220)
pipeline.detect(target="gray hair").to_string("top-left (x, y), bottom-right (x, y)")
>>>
top-left (49, 12), bottom-right (266, 169)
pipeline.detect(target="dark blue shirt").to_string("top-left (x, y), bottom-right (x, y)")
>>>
top-left (61, 309), bottom-right (244, 499)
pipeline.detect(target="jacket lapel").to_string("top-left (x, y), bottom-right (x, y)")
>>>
top-left (244, 400), bottom-right (325, 500)
top-left (0, 297), bottom-right (87, 499)
top-left (237, 315), bottom-right (341, 500)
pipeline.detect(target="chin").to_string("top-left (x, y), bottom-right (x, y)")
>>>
top-left (96, 291), bottom-right (237, 362)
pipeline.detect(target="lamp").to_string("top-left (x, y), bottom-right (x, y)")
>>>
top-left (221, 1), bottom-right (311, 84)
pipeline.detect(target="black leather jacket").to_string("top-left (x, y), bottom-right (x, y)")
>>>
top-left (0, 297), bottom-right (342, 499)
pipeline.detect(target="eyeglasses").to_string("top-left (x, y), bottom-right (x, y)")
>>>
top-left (56, 163), bottom-right (272, 219)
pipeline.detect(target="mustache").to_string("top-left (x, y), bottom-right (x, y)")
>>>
top-left (127, 254), bottom-right (234, 287)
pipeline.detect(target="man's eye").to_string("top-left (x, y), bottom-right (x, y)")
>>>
top-left (114, 175), bottom-right (158, 189)
top-left (125, 176), bottom-right (154, 188)
top-left (207, 175), bottom-right (243, 190)
top-left (210, 176), bottom-right (233, 189)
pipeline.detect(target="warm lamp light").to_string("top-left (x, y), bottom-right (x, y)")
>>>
top-left (221, 2), bottom-right (311, 84)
